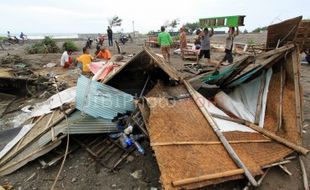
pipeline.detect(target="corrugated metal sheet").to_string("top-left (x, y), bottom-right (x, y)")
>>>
top-left (76, 75), bottom-right (135, 119)
top-left (38, 111), bottom-right (119, 146)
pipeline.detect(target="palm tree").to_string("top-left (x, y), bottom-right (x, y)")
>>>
top-left (108, 16), bottom-right (122, 28)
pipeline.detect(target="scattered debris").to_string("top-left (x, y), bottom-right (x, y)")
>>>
top-left (131, 170), bottom-right (143, 179)
top-left (43, 63), bottom-right (57, 68)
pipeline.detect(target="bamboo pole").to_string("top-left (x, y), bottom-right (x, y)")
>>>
top-left (299, 156), bottom-right (309, 190)
top-left (246, 123), bottom-right (309, 155)
top-left (172, 169), bottom-right (244, 187)
top-left (183, 80), bottom-right (258, 187)
top-left (262, 160), bottom-right (291, 169)
top-left (211, 113), bottom-right (309, 155)
top-left (151, 140), bottom-right (271, 146)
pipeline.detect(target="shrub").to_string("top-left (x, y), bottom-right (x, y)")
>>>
top-left (0, 36), bottom-right (8, 41)
top-left (26, 36), bottom-right (60, 54)
top-left (62, 40), bottom-right (78, 51)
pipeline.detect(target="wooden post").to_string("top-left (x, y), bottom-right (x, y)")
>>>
top-left (183, 80), bottom-right (258, 187)
top-left (172, 169), bottom-right (244, 187)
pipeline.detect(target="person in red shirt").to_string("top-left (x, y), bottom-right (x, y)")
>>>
top-left (96, 47), bottom-right (112, 60)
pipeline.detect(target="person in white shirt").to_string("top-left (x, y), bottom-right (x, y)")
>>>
top-left (60, 49), bottom-right (73, 68)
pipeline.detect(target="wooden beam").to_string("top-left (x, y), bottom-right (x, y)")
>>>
top-left (291, 48), bottom-right (303, 132)
top-left (183, 80), bottom-right (258, 187)
top-left (257, 44), bottom-right (294, 59)
top-left (172, 169), bottom-right (244, 187)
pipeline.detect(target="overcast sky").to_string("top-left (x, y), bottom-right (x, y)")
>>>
top-left (1, 0), bottom-right (308, 34)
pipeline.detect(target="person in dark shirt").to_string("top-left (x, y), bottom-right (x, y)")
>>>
top-left (107, 26), bottom-right (113, 46)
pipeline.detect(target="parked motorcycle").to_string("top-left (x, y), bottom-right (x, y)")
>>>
top-left (3, 37), bottom-right (20, 45)
top-left (119, 34), bottom-right (132, 45)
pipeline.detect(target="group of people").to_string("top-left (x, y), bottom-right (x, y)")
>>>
top-left (60, 44), bottom-right (112, 74)
top-left (59, 26), bottom-right (115, 74)
top-left (157, 26), bottom-right (239, 67)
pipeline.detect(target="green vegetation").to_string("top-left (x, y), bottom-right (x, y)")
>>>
top-left (0, 36), bottom-right (8, 41)
top-left (26, 36), bottom-right (60, 54)
top-left (252, 26), bottom-right (267, 33)
top-left (62, 40), bottom-right (78, 51)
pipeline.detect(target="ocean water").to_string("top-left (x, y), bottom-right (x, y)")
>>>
top-left (0, 33), bottom-right (79, 40)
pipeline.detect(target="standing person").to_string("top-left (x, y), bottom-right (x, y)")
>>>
top-left (60, 49), bottom-right (73, 68)
top-left (158, 26), bottom-right (172, 63)
top-left (219, 27), bottom-right (239, 65)
top-left (197, 27), bottom-right (214, 65)
top-left (107, 26), bottom-right (113, 46)
top-left (179, 27), bottom-right (187, 59)
top-left (77, 47), bottom-right (93, 73)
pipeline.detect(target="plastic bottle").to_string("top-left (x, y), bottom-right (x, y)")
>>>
top-left (130, 134), bottom-right (145, 154)
top-left (122, 133), bottom-right (133, 147)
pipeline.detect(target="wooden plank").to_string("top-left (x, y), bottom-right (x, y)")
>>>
top-left (0, 140), bottom-right (62, 176)
top-left (257, 44), bottom-right (294, 59)
top-left (291, 48), bottom-right (302, 132)
top-left (0, 107), bottom-right (75, 167)
top-left (172, 169), bottom-right (244, 187)
top-left (266, 16), bottom-right (302, 49)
